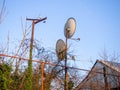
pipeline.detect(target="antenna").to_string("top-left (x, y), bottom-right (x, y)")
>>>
top-left (64, 17), bottom-right (76, 39)
top-left (56, 39), bottom-right (66, 60)
top-left (55, 17), bottom-right (78, 90)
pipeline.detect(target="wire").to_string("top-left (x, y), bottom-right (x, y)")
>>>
top-left (0, 53), bottom-right (120, 77)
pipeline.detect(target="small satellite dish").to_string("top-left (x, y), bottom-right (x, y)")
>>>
top-left (56, 39), bottom-right (66, 60)
top-left (64, 17), bottom-right (76, 38)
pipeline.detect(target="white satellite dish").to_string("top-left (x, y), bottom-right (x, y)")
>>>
top-left (64, 17), bottom-right (76, 38)
top-left (56, 39), bottom-right (66, 60)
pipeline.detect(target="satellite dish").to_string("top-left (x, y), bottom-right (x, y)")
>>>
top-left (56, 39), bottom-right (66, 60)
top-left (64, 17), bottom-right (76, 38)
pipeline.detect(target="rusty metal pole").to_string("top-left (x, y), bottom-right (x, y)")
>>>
top-left (26, 17), bottom-right (47, 90)
top-left (25, 20), bottom-right (35, 90)
top-left (41, 62), bottom-right (45, 90)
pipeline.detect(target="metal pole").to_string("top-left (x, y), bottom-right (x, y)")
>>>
top-left (26, 17), bottom-right (47, 90)
top-left (26, 20), bottom-right (35, 90)
top-left (41, 62), bottom-right (45, 90)
top-left (65, 30), bottom-right (69, 90)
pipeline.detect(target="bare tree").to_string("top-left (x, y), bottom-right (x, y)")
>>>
top-left (0, 0), bottom-right (7, 24)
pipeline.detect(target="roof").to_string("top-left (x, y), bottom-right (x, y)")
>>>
top-left (74, 60), bottom-right (120, 90)
top-left (99, 60), bottom-right (120, 73)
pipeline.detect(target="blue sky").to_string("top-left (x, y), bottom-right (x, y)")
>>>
top-left (0, 0), bottom-right (120, 70)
